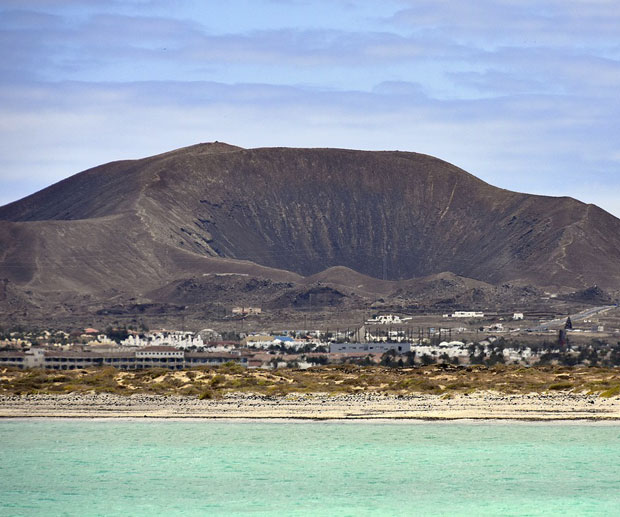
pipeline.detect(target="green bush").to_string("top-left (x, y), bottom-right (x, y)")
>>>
top-left (548, 382), bottom-right (573, 391)
top-left (600, 386), bottom-right (620, 398)
top-left (210, 374), bottom-right (226, 387)
top-left (198, 389), bottom-right (215, 400)
top-left (218, 362), bottom-right (245, 374)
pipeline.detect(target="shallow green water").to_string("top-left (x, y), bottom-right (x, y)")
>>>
top-left (1, 420), bottom-right (620, 516)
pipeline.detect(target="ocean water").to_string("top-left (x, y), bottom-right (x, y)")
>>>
top-left (1, 420), bottom-right (620, 516)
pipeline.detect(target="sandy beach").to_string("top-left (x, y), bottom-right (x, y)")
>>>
top-left (2, 392), bottom-right (620, 420)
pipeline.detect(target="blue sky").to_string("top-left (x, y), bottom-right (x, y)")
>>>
top-left (1, 0), bottom-right (619, 216)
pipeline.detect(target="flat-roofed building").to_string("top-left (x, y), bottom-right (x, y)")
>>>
top-left (43, 351), bottom-right (104, 370)
top-left (135, 346), bottom-right (185, 370)
top-left (329, 342), bottom-right (411, 354)
top-left (0, 351), bottom-right (26, 368)
top-left (0, 346), bottom-right (248, 370)
top-left (232, 307), bottom-right (262, 315)
top-left (185, 352), bottom-right (248, 367)
top-left (451, 311), bottom-right (484, 318)
top-left (0, 349), bottom-right (46, 369)
top-left (135, 346), bottom-right (184, 358)
top-left (100, 352), bottom-right (140, 370)
top-left (242, 335), bottom-right (274, 347)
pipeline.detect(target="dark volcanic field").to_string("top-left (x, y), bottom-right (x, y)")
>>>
top-left (1, 142), bottom-right (619, 328)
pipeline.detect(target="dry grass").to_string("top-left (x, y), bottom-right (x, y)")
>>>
top-left (3, 364), bottom-right (620, 397)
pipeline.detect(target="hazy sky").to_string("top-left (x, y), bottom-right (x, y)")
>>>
top-left (1, 0), bottom-right (619, 216)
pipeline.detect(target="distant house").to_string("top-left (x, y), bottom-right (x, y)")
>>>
top-left (450, 311), bottom-right (484, 318)
top-left (232, 307), bottom-right (262, 315)
top-left (329, 342), bottom-right (411, 354)
top-left (365, 314), bottom-right (412, 325)
top-left (241, 335), bottom-right (274, 347)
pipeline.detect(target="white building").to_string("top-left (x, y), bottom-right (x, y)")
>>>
top-left (414, 342), bottom-right (470, 363)
top-left (365, 314), bottom-right (412, 325)
top-left (513, 313), bottom-right (524, 320)
top-left (364, 329), bottom-right (408, 343)
top-left (232, 307), bottom-right (262, 315)
top-left (122, 332), bottom-right (204, 349)
top-left (135, 346), bottom-right (184, 359)
top-left (450, 311), bottom-right (484, 318)
top-left (329, 342), bottom-right (411, 354)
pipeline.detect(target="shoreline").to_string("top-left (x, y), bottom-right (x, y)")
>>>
top-left (4, 416), bottom-right (620, 423)
top-left (3, 391), bottom-right (620, 421)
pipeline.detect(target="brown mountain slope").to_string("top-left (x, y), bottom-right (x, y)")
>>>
top-left (304, 266), bottom-right (397, 297)
top-left (1, 142), bottom-right (619, 316)
top-left (392, 272), bottom-right (545, 310)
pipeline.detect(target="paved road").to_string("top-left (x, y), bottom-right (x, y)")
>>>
top-left (530, 305), bottom-right (616, 332)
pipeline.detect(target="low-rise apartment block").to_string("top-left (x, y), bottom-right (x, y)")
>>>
top-left (0, 346), bottom-right (247, 370)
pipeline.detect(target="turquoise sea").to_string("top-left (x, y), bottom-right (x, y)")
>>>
top-left (1, 420), bottom-right (620, 516)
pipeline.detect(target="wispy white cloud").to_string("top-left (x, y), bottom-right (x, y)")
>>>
top-left (389, 0), bottom-right (620, 44)
top-left (0, 1), bottom-right (618, 219)
top-left (2, 6), bottom-right (618, 97)
top-left (1, 80), bottom-right (618, 217)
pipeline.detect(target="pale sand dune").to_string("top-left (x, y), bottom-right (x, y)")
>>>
top-left (2, 392), bottom-right (620, 420)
